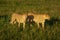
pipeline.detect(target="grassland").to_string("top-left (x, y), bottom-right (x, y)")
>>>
top-left (0, 0), bottom-right (60, 40)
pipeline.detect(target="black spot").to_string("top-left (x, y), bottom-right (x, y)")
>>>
top-left (26, 15), bottom-right (34, 23)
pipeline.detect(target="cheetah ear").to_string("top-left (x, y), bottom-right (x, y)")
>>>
top-left (43, 14), bottom-right (48, 17)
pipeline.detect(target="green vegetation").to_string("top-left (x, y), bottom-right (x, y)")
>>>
top-left (0, 0), bottom-right (60, 40)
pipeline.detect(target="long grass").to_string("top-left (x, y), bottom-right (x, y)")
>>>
top-left (0, 0), bottom-right (60, 40)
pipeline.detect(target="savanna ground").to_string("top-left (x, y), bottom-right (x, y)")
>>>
top-left (0, 0), bottom-right (60, 40)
